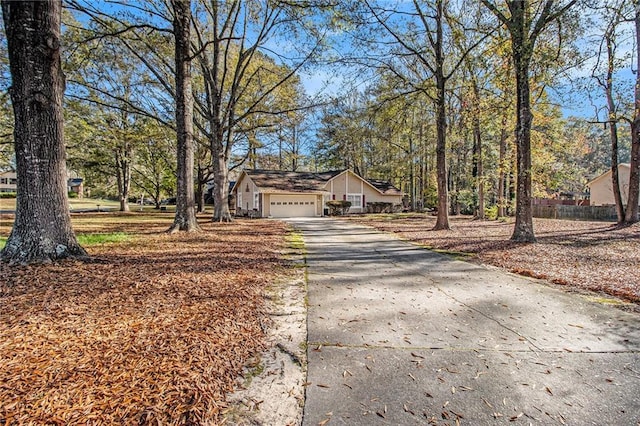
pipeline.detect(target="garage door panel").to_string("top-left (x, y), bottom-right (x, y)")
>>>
top-left (270, 195), bottom-right (317, 217)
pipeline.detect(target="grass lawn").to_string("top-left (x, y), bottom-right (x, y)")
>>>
top-left (0, 213), bottom-right (292, 424)
top-left (347, 213), bottom-right (640, 304)
top-left (0, 197), bottom-right (121, 211)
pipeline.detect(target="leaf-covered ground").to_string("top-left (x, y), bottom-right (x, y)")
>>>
top-left (0, 213), bottom-right (290, 425)
top-left (347, 214), bottom-right (640, 304)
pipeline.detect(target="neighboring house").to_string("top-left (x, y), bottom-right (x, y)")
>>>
top-left (231, 169), bottom-right (403, 218)
top-left (0, 171), bottom-right (85, 197)
top-left (67, 177), bottom-right (84, 198)
top-left (587, 164), bottom-right (640, 206)
top-left (0, 170), bottom-right (17, 193)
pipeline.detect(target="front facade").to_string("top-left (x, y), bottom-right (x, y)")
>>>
top-left (587, 164), bottom-right (640, 206)
top-left (232, 169), bottom-right (403, 218)
top-left (0, 171), bottom-right (17, 193)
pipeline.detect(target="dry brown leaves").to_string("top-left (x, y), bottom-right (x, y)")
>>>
top-left (0, 213), bottom-right (290, 425)
top-left (348, 214), bottom-right (640, 304)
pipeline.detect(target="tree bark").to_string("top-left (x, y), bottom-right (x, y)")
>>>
top-left (511, 47), bottom-right (536, 242)
top-left (1, 0), bottom-right (87, 264)
top-left (624, 0), bottom-right (640, 224)
top-left (115, 144), bottom-right (131, 212)
top-left (601, 26), bottom-right (625, 223)
top-left (498, 114), bottom-right (508, 218)
top-left (471, 78), bottom-right (484, 219)
top-left (433, 0), bottom-right (450, 230)
top-left (212, 151), bottom-right (232, 222)
top-left (168, 0), bottom-right (200, 233)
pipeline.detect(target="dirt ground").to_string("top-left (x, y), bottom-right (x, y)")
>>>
top-left (346, 214), bottom-right (640, 305)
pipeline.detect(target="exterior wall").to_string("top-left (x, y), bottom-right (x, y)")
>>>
top-left (324, 171), bottom-right (364, 211)
top-left (362, 187), bottom-right (402, 205)
top-left (323, 171), bottom-right (403, 213)
top-left (235, 174), bottom-right (261, 214)
top-left (589, 166), bottom-right (639, 206)
top-left (0, 171), bottom-right (17, 193)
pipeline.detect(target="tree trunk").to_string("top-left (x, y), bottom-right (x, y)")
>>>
top-left (115, 147), bottom-right (131, 212)
top-left (1, 0), bottom-right (87, 264)
top-left (498, 114), bottom-right (508, 218)
top-left (510, 41), bottom-right (536, 242)
top-left (168, 0), bottom-right (200, 233)
top-left (433, 0), bottom-right (449, 230)
top-left (472, 83), bottom-right (484, 219)
top-left (212, 153), bottom-right (232, 222)
top-left (603, 28), bottom-right (625, 223)
top-left (607, 113), bottom-right (624, 224)
top-left (624, 0), bottom-right (640, 224)
top-left (196, 166), bottom-right (205, 213)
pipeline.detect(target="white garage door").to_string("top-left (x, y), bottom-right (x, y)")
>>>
top-left (269, 194), bottom-right (317, 217)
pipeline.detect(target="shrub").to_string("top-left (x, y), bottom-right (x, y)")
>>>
top-left (68, 191), bottom-right (78, 198)
top-left (366, 202), bottom-right (393, 213)
top-left (0, 192), bottom-right (16, 199)
top-left (326, 200), bottom-right (351, 215)
top-left (485, 205), bottom-right (498, 220)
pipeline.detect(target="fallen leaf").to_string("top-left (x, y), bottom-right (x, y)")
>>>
top-left (509, 412), bottom-right (524, 422)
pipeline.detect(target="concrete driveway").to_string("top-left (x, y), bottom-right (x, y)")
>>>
top-left (287, 218), bottom-right (640, 425)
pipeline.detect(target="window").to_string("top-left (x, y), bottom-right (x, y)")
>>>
top-left (237, 191), bottom-right (242, 208)
top-left (347, 194), bottom-right (362, 208)
top-left (253, 192), bottom-right (260, 209)
top-left (0, 178), bottom-right (6, 184)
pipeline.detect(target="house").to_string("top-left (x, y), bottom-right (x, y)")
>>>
top-left (0, 170), bottom-right (17, 193)
top-left (587, 164), bottom-right (640, 206)
top-left (231, 169), bottom-right (404, 218)
top-left (67, 177), bottom-right (84, 198)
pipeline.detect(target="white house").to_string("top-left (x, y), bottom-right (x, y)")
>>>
top-left (587, 164), bottom-right (640, 206)
top-left (231, 169), bottom-right (404, 218)
top-left (0, 170), bottom-right (17, 193)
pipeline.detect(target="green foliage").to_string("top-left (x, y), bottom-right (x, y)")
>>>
top-left (366, 202), bottom-right (393, 213)
top-left (0, 232), bottom-right (131, 249)
top-left (485, 205), bottom-right (498, 220)
top-left (0, 192), bottom-right (16, 199)
top-left (68, 191), bottom-right (78, 199)
top-left (325, 200), bottom-right (351, 215)
top-left (76, 232), bottom-right (130, 246)
top-left (455, 189), bottom-right (477, 215)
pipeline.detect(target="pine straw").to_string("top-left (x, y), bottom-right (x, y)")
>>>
top-left (0, 214), bottom-right (290, 425)
top-left (347, 214), bottom-right (640, 304)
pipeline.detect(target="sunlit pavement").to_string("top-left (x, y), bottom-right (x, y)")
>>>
top-left (287, 218), bottom-right (640, 426)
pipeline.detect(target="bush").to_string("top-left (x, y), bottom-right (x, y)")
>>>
top-left (485, 205), bottom-right (498, 220)
top-left (68, 191), bottom-right (78, 198)
top-left (0, 192), bottom-right (16, 199)
top-left (366, 202), bottom-right (393, 213)
top-left (326, 200), bottom-right (351, 215)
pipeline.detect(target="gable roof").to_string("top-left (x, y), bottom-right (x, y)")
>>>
top-left (366, 178), bottom-right (403, 195)
top-left (235, 169), bottom-right (403, 196)
top-left (239, 169), bottom-right (343, 193)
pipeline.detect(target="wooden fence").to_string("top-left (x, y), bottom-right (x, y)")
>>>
top-left (532, 205), bottom-right (617, 221)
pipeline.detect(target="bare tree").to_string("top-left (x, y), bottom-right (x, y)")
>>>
top-left (168, 0), bottom-right (200, 233)
top-left (358, 0), bottom-right (491, 230)
top-left (191, 1), bottom-right (321, 222)
top-left (624, 0), bottom-right (640, 223)
top-left (481, 0), bottom-right (577, 242)
top-left (1, 0), bottom-right (86, 264)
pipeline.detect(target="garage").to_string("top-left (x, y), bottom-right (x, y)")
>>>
top-left (269, 194), bottom-right (318, 217)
